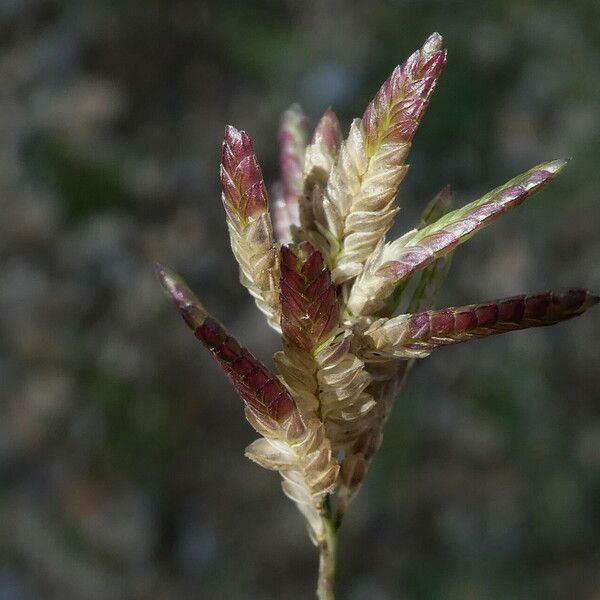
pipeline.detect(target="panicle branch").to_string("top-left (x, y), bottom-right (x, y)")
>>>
top-left (362, 32), bottom-right (447, 156)
top-left (157, 31), bottom-right (600, 597)
top-left (276, 243), bottom-right (374, 440)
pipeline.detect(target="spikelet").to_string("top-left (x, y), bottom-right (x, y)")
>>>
top-left (156, 264), bottom-right (293, 423)
top-left (321, 33), bottom-right (447, 283)
top-left (298, 108), bottom-right (343, 251)
top-left (245, 411), bottom-right (339, 543)
top-left (349, 159), bottom-right (567, 316)
top-left (221, 126), bottom-right (281, 329)
top-left (362, 289), bottom-right (600, 360)
top-left (274, 241), bottom-right (340, 417)
top-left (274, 242), bottom-right (375, 450)
top-left (273, 104), bottom-right (309, 243)
top-left (156, 264), bottom-right (338, 542)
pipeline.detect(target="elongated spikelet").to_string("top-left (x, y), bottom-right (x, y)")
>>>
top-left (221, 126), bottom-right (281, 329)
top-left (314, 334), bottom-right (376, 449)
top-left (280, 105), bottom-right (309, 215)
top-left (322, 33), bottom-right (447, 282)
top-left (275, 240), bottom-right (339, 417)
top-left (362, 289), bottom-right (600, 360)
top-left (280, 242), bottom-right (340, 353)
top-left (273, 104), bottom-right (308, 243)
top-left (276, 241), bottom-right (340, 417)
top-left (275, 243), bottom-right (375, 446)
top-left (349, 159), bottom-right (567, 316)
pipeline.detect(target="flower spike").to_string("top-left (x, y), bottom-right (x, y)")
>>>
top-left (157, 32), bottom-right (598, 598)
top-left (303, 107), bottom-right (342, 187)
top-left (221, 126), bottom-right (269, 223)
top-left (362, 32), bottom-right (446, 156)
top-left (321, 33), bottom-right (447, 282)
top-left (362, 289), bottom-right (599, 359)
top-left (275, 243), bottom-right (374, 437)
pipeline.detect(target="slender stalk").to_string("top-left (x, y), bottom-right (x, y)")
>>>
top-left (317, 512), bottom-right (337, 600)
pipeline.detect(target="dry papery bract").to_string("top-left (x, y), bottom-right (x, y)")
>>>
top-left (158, 32), bottom-right (598, 599)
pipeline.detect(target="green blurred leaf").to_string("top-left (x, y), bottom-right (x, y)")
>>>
top-left (21, 134), bottom-right (133, 221)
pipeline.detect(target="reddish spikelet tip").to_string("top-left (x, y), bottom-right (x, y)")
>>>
top-left (313, 107), bottom-right (342, 153)
top-left (221, 125), bottom-right (268, 222)
top-left (155, 262), bottom-right (208, 330)
top-left (279, 242), bottom-right (340, 353)
top-left (361, 33), bottom-right (447, 154)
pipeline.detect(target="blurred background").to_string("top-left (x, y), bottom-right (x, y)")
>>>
top-left (0, 0), bottom-right (599, 598)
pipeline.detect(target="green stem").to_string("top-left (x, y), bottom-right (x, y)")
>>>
top-left (317, 513), bottom-right (337, 600)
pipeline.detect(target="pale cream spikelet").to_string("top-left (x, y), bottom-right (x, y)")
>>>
top-left (296, 108), bottom-right (343, 254)
top-left (245, 409), bottom-right (339, 543)
top-left (304, 108), bottom-right (343, 191)
top-left (275, 333), bottom-right (375, 451)
top-left (275, 242), bottom-right (375, 450)
top-left (321, 33), bottom-right (447, 283)
top-left (312, 332), bottom-right (375, 450)
top-left (221, 125), bottom-right (281, 329)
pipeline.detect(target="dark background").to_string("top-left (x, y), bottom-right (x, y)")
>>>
top-left (1, 1), bottom-right (599, 598)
